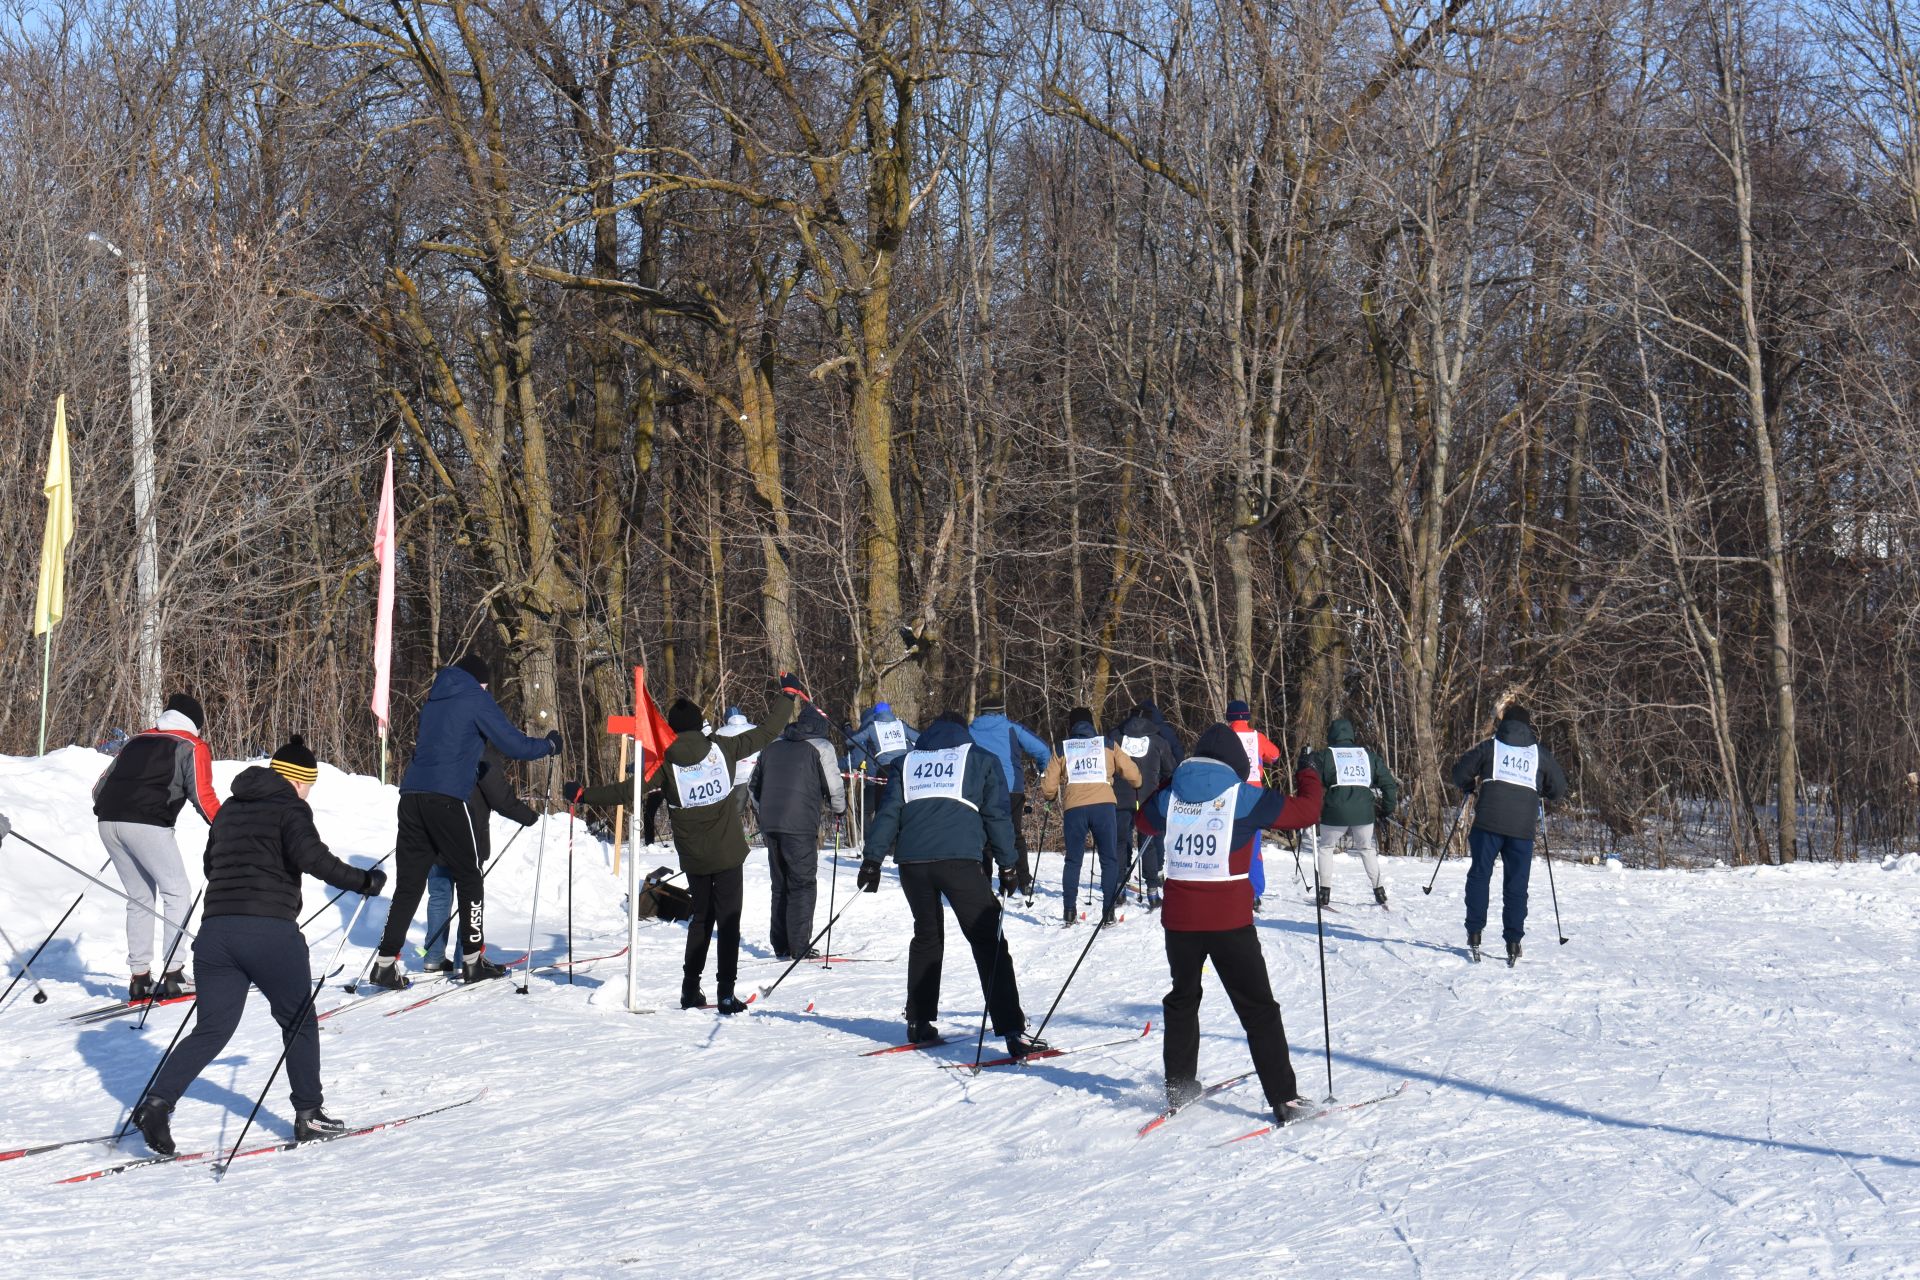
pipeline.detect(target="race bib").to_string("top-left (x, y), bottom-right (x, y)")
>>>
top-left (731, 752), bottom-right (760, 788)
top-left (874, 719), bottom-right (909, 754)
top-left (671, 745), bottom-right (731, 809)
top-left (902, 745), bottom-right (973, 808)
top-left (1490, 742), bottom-right (1539, 790)
top-left (1063, 737), bottom-right (1108, 785)
top-left (1120, 735), bottom-right (1151, 758)
top-left (1164, 790), bottom-right (1241, 881)
top-left (1236, 730), bottom-right (1263, 784)
top-left (1330, 747), bottom-right (1372, 789)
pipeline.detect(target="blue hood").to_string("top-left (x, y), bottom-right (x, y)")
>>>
top-left (1069, 719), bottom-right (1098, 739)
top-left (1171, 756), bottom-right (1243, 804)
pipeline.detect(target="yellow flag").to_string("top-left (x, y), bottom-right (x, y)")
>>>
top-left (33, 394), bottom-right (74, 636)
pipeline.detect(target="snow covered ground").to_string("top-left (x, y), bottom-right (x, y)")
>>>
top-left (2, 745), bottom-right (1918, 1278)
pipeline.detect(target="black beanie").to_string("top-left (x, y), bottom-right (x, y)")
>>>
top-left (455, 654), bottom-right (492, 686)
top-left (1193, 723), bottom-right (1251, 779)
top-left (667, 698), bottom-right (705, 734)
top-left (979, 694), bottom-right (1005, 714)
top-left (164, 692), bottom-right (205, 731)
top-left (1501, 705), bottom-right (1531, 726)
top-left (270, 734), bottom-right (319, 785)
top-left (935, 710), bottom-right (967, 727)
top-left (1068, 705), bottom-right (1093, 728)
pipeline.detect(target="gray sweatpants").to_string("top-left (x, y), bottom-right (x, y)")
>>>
top-left (1316, 823), bottom-right (1383, 893)
top-left (98, 821), bottom-right (192, 973)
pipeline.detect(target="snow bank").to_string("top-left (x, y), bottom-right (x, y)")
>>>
top-left (2, 749), bottom-right (1918, 1278)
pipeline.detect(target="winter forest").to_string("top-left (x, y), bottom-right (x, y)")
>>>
top-left (4, 0), bottom-right (1918, 866)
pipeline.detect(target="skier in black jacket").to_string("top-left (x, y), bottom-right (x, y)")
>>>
top-left (1111, 706), bottom-right (1176, 909)
top-left (1448, 706), bottom-right (1569, 963)
top-left (749, 705), bottom-right (846, 959)
top-left (130, 736), bottom-right (385, 1156)
top-left (420, 755), bottom-right (539, 972)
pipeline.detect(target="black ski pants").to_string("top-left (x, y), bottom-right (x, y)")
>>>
top-left (1162, 924), bottom-right (1298, 1113)
top-left (684, 865), bottom-right (744, 999)
top-left (899, 859), bottom-right (1025, 1036)
top-left (765, 831), bottom-right (819, 958)
top-left (379, 792), bottom-right (484, 960)
top-left (150, 915), bottom-right (324, 1112)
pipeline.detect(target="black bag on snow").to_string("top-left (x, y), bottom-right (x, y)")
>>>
top-left (636, 866), bottom-right (693, 922)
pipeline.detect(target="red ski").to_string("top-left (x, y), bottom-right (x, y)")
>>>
top-left (57, 1089), bottom-right (487, 1183)
top-left (1217, 1080), bottom-right (1411, 1145)
top-left (941, 1021), bottom-right (1152, 1072)
top-left (66, 994), bottom-right (196, 1026)
top-left (1136, 1070), bottom-right (1258, 1138)
top-left (380, 954), bottom-right (530, 1017)
top-left (1, 1131), bottom-right (125, 1163)
top-left (859, 1036), bottom-right (947, 1057)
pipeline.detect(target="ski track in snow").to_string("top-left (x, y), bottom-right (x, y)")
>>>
top-left (2, 746), bottom-right (1918, 1278)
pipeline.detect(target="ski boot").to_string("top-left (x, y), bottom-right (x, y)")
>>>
top-left (155, 968), bottom-right (193, 999)
top-left (295, 1107), bottom-right (348, 1142)
top-left (128, 972), bottom-right (154, 1002)
top-left (1146, 891), bottom-right (1162, 912)
top-left (680, 987), bottom-right (708, 1010)
top-left (422, 956), bottom-right (457, 974)
top-left (906, 1019), bottom-right (939, 1044)
top-left (713, 992), bottom-right (749, 1015)
top-left (1467, 931), bottom-right (1483, 963)
top-left (1374, 885), bottom-right (1389, 908)
top-left (1165, 1077), bottom-right (1203, 1112)
top-left (1506, 941), bottom-right (1522, 968)
top-left (130, 1096), bottom-right (175, 1155)
top-left (1315, 886), bottom-right (1332, 909)
top-left (1061, 908), bottom-right (1077, 928)
top-left (1099, 906), bottom-right (1117, 927)
top-left (1004, 1032), bottom-right (1052, 1060)
top-left (367, 958), bottom-right (412, 990)
top-left (1277, 1097), bottom-right (1318, 1127)
top-left (461, 954), bottom-right (509, 983)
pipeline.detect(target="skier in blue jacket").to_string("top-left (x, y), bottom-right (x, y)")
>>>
top-left (368, 655), bottom-right (559, 990)
top-left (848, 703), bottom-right (918, 822)
top-left (969, 695), bottom-right (1052, 895)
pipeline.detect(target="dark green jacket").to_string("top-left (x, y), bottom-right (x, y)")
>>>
top-left (580, 694), bottom-right (797, 875)
top-left (1310, 718), bottom-right (1399, 827)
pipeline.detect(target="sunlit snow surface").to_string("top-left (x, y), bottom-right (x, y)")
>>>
top-left (2, 746), bottom-right (1917, 1278)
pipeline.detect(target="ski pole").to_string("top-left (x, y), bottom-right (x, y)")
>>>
top-left (1541, 811), bottom-right (1569, 945)
top-left (214, 888), bottom-right (379, 1178)
top-left (0, 854), bottom-right (108, 1008)
top-left (1310, 826), bottom-right (1335, 1101)
top-left (6, 835), bottom-right (194, 940)
top-left (0, 921), bottom-right (49, 1007)
top-left (1421, 796), bottom-right (1472, 895)
top-left (519, 758), bottom-right (557, 995)
top-left (969, 896), bottom-right (1010, 1070)
top-left (301, 849), bottom-right (395, 931)
top-left (133, 889), bottom-right (202, 1030)
top-left (1290, 832), bottom-right (1309, 893)
top-left (116, 999), bottom-right (198, 1142)
top-left (1030, 852), bottom-right (1138, 1045)
top-left (822, 816), bottom-right (842, 967)
top-left (758, 893), bottom-right (863, 1000)
top-left (566, 804), bottom-right (576, 985)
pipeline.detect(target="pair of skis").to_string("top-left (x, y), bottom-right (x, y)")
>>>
top-left (53, 1089), bottom-right (487, 1183)
top-left (63, 993), bottom-right (196, 1026)
top-left (1136, 1075), bottom-right (1408, 1143)
top-left (859, 1021), bottom-right (1151, 1070)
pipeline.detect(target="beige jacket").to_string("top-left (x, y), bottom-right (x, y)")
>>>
top-left (1041, 738), bottom-right (1142, 809)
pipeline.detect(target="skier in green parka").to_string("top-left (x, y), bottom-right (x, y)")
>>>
top-left (1308, 717), bottom-right (1400, 907)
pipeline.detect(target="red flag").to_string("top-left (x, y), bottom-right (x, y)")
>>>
top-left (634, 667), bottom-right (675, 779)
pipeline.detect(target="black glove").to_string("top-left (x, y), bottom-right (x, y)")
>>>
top-left (546, 729), bottom-right (564, 755)
top-left (562, 780), bottom-right (585, 804)
top-left (998, 866), bottom-right (1017, 896)
top-left (778, 671), bottom-right (807, 700)
top-left (857, 860), bottom-right (882, 893)
top-left (1460, 781), bottom-right (1476, 798)
top-left (361, 867), bottom-right (388, 897)
top-left (1297, 747), bottom-right (1316, 772)
top-left (0, 813), bottom-right (10, 841)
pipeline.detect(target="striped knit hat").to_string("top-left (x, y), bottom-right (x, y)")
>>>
top-left (270, 734), bottom-right (319, 786)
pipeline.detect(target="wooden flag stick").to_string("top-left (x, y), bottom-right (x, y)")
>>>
top-left (611, 732), bottom-right (631, 876)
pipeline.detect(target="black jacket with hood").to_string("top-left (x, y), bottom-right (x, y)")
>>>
top-left (751, 707), bottom-right (847, 836)
top-left (1448, 715), bottom-right (1568, 840)
top-left (202, 767), bottom-right (371, 921)
top-left (1109, 712), bottom-right (1174, 809)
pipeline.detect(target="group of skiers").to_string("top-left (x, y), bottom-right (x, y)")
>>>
top-left (29, 656), bottom-right (1567, 1155)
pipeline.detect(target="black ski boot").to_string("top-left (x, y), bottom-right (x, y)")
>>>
top-left (1506, 940), bottom-right (1522, 968)
top-left (1315, 885), bottom-right (1331, 909)
top-left (1277, 1097), bottom-right (1318, 1127)
top-left (1146, 891), bottom-right (1162, 912)
top-left (681, 987), bottom-right (707, 1010)
top-left (422, 957), bottom-right (457, 974)
top-left (907, 1019), bottom-right (939, 1044)
top-left (128, 972), bottom-right (154, 1002)
top-left (1374, 885), bottom-right (1389, 908)
top-left (1467, 931), bottom-right (1483, 963)
top-left (462, 954), bottom-right (509, 983)
top-left (1004, 1032), bottom-right (1051, 1059)
top-left (1099, 906), bottom-right (1117, 927)
top-left (130, 1096), bottom-right (175, 1155)
top-left (1061, 908), bottom-right (1077, 928)
top-left (156, 968), bottom-right (193, 999)
top-left (367, 958), bottom-right (412, 991)
top-left (295, 1107), bottom-right (348, 1141)
top-left (1165, 1078), bottom-right (1203, 1111)
top-left (713, 992), bottom-right (749, 1015)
